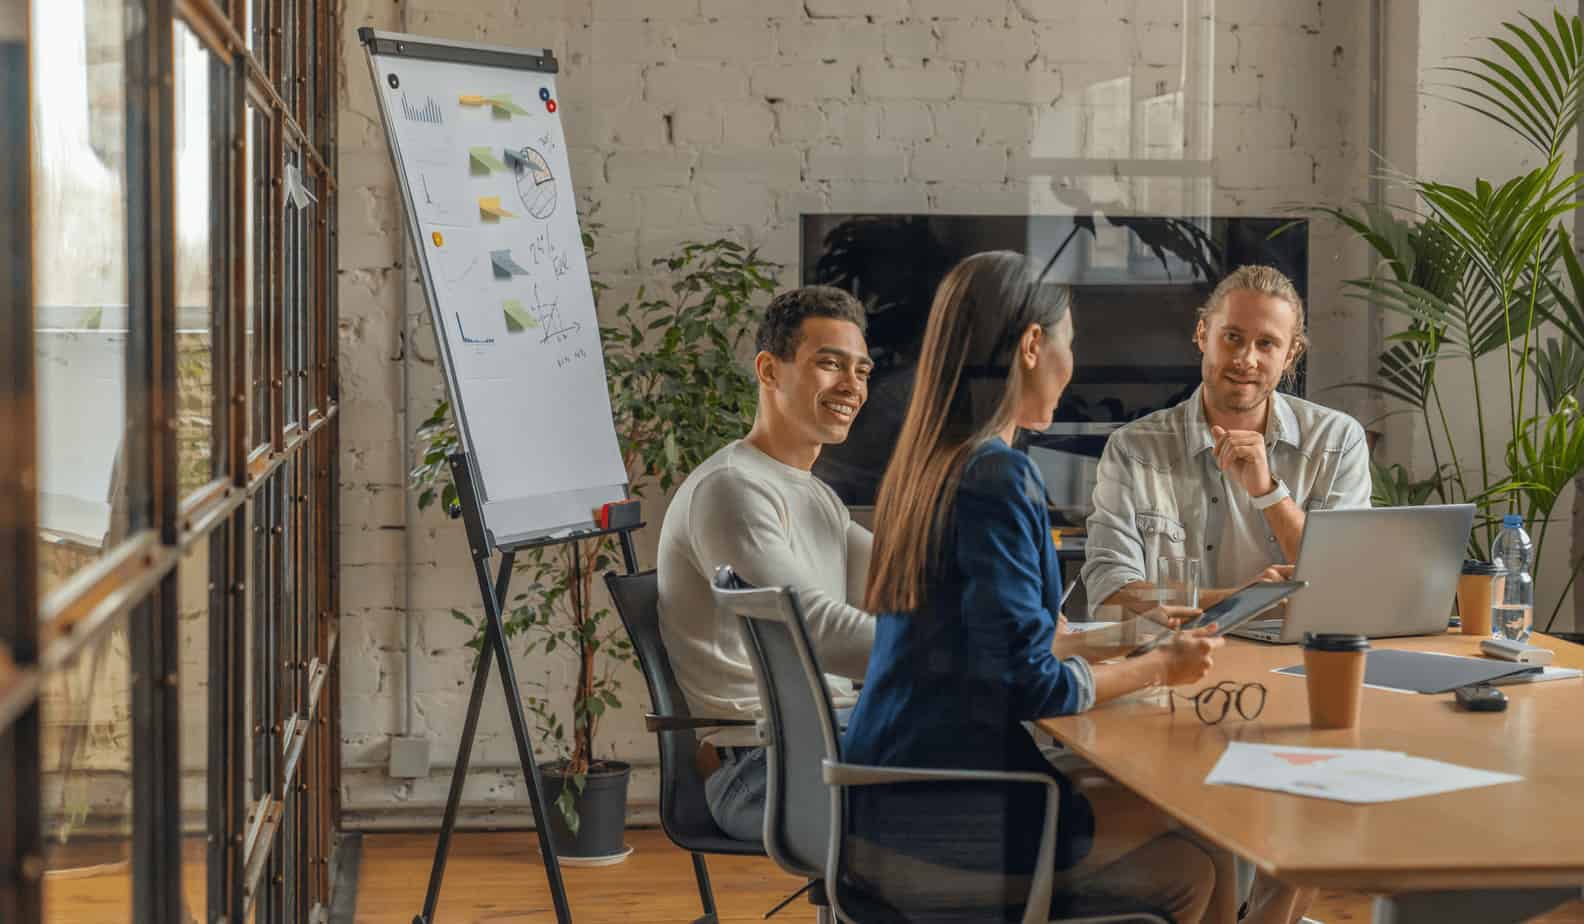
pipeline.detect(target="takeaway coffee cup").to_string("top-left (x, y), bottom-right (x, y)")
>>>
top-left (1457, 559), bottom-right (1506, 637)
top-left (1302, 633), bottom-right (1369, 729)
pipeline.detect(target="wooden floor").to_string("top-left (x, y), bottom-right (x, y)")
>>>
top-left (43, 837), bottom-right (207, 923)
top-left (351, 828), bottom-right (1584, 924)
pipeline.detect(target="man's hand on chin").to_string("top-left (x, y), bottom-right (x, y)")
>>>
top-left (1211, 424), bottom-right (1277, 497)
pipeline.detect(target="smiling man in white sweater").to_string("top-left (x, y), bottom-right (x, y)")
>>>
top-left (657, 285), bottom-right (876, 843)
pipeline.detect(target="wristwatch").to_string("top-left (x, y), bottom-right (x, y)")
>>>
top-left (1251, 478), bottom-right (1290, 510)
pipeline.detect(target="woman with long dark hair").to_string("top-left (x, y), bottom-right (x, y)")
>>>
top-left (844, 251), bottom-right (1240, 923)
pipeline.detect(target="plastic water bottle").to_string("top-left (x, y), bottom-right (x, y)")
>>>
top-left (1489, 514), bottom-right (1534, 642)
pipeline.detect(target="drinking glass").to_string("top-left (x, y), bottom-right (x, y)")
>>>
top-left (1155, 556), bottom-right (1200, 609)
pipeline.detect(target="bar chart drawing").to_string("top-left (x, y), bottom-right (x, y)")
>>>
top-left (401, 92), bottom-right (444, 124)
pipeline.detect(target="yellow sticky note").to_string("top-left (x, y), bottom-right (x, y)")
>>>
top-left (502, 299), bottom-right (539, 333)
top-left (478, 196), bottom-right (516, 219)
top-left (459, 94), bottom-right (486, 106)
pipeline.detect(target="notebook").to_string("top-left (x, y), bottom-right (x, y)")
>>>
top-left (1273, 649), bottom-right (1542, 694)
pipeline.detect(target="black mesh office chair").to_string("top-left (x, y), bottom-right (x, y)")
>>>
top-left (711, 566), bottom-right (1176, 924)
top-left (605, 570), bottom-right (764, 924)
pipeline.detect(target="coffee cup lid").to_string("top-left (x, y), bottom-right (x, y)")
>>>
top-left (1303, 632), bottom-right (1369, 652)
top-left (1462, 559), bottom-right (1506, 575)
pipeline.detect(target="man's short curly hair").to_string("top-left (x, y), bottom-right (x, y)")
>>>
top-left (755, 285), bottom-right (868, 361)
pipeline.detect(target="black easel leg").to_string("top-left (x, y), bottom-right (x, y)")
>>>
top-left (483, 549), bottom-right (574, 924)
top-left (416, 552), bottom-right (514, 924)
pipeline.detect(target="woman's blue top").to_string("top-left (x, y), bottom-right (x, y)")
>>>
top-left (843, 437), bottom-right (1095, 872)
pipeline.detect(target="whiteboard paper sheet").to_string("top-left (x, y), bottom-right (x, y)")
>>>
top-left (369, 36), bottom-right (628, 544)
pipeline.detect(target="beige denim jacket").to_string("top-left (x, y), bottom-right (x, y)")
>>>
top-left (1080, 387), bottom-right (1371, 617)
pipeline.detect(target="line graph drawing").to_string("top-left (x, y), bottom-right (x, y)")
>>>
top-left (412, 159), bottom-right (467, 224)
top-left (528, 283), bottom-right (580, 344)
top-left (401, 92), bottom-right (443, 124)
top-left (456, 312), bottom-right (494, 344)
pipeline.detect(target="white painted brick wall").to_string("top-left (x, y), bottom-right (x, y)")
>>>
top-left (752, 61), bottom-right (858, 100)
top-left (862, 62), bottom-right (961, 100)
top-left (338, 0), bottom-right (1381, 824)
top-left (645, 61), bottom-right (750, 104)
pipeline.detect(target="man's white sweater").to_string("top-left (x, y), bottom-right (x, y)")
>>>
top-left (656, 440), bottom-right (874, 747)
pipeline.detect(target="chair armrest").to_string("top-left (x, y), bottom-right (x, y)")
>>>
top-left (644, 713), bottom-right (756, 733)
top-left (821, 760), bottom-right (1059, 924)
top-left (822, 760), bottom-right (1058, 790)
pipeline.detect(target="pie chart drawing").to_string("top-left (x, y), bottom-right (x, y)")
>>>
top-left (513, 146), bottom-right (557, 220)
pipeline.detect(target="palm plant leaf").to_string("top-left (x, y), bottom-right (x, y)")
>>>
top-left (1370, 458), bottom-right (1444, 508)
top-left (1506, 398), bottom-right (1584, 512)
top-left (1542, 226), bottom-right (1584, 352)
top-left (1528, 337), bottom-right (1584, 412)
top-left (1435, 11), bottom-right (1584, 158)
top-left (1378, 331), bottom-right (1437, 409)
top-left (1411, 159), bottom-right (1584, 325)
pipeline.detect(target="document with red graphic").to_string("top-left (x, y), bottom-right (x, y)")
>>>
top-left (1205, 743), bottom-right (1522, 803)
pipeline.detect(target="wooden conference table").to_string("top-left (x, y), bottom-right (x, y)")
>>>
top-left (1037, 631), bottom-right (1584, 924)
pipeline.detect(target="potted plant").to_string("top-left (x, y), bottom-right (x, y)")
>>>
top-left (1311, 10), bottom-right (1584, 633)
top-left (411, 228), bottom-right (777, 859)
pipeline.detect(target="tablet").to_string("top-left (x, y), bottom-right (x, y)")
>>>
top-left (1125, 581), bottom-right (1307, 657)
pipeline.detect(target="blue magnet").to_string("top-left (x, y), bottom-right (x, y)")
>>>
top-left (538, 87), bottom-right (551, 101)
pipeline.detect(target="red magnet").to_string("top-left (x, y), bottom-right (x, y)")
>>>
top-left (545, 99), bottom-right (557, 113)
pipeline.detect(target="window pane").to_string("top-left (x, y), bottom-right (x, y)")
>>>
top-left (177, 535), bottom-right (212, 918)
top-left (251, 106), bottom-right (270, 448)
top-left (32, 0), bottom-right (134, 598)
top-left (279, 0), bottom-right (297, 105)
top-left (175, 21), bottom-right (214, 497)
top-left (247, 0), bottom-right (266, 75)
top-left (39, 614), bottom-right (134, 919)
top-left (245, 500), bottom-right (258, 801)
top-left (245, 104), bottom-right (258, 449)
top-left (284, 147), bottom-right (303, 427)
top-left (303, 0), bottom-right (317, 140)
top-left (304, 166), bottom-right (320, 416)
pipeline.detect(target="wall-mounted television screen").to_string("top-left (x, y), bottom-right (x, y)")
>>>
top-left (800, 213), bottom-right (1309, 518)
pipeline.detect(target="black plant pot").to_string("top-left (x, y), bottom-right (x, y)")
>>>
top-left (541, 760), bottom-right (631, 861)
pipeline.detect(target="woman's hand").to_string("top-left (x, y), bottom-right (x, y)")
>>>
top-left (1153, 627), bottom-right (1222, 687)
top-left (1140, 605), bottom-right (1201, 630)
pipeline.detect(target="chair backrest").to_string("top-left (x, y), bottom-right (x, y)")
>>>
top-left (710, 566), bottom-right (844, 881)
top-left (604, 570), bottom-right (722, 845)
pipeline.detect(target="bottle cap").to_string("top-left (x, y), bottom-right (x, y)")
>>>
top-left (1503, 514), bottom-right (1524, 528)
top-left (1462, 559), bottom-right (1505, 576)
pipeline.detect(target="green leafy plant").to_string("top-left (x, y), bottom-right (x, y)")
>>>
top-left (1317, 10), bottom-right (1584, 630)
top-left (411, 227), bottom-right (777, 834)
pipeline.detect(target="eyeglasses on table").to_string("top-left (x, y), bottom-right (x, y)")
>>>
top-left (1167, 680), bottom-right (1267, 725)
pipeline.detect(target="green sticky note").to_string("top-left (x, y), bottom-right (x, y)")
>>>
top-left (469, 146), bottom-right (507, 174)
top-left (488, 94), bottom-right (529, 116)
top-left (503, 299), bottom-right (538, 333)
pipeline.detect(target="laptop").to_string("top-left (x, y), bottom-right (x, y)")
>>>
top-left (1232, 504), bottom-right (1476, 644)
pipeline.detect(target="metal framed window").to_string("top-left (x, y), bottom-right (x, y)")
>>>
top-left (3, 0), bottom-right (341, 920)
